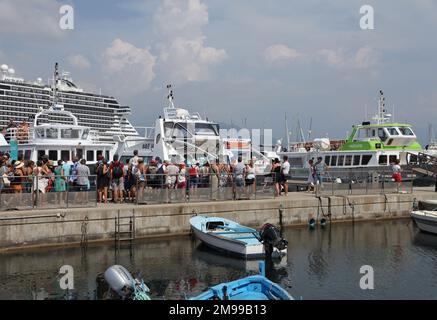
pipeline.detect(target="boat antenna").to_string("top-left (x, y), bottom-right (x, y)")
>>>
top-left (167, 84), bottom-right (175, 109)
top-left (297, 118), bottom-right (306, 143)
top-left (285, 113), bottom-right (290, 148)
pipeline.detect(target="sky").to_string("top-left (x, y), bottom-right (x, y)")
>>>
top-left (0, 0), bottom-right (436, 144)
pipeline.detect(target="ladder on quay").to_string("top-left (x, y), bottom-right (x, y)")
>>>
top-left (114, 210), bottom-right (136, 249)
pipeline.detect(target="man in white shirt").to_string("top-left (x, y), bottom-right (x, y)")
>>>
top-left (129, 150), bottom-right (139, 169)
top-left (281, 156), bottom-right (291, 196)
top-left (166, 162), bottom-right (179, 188)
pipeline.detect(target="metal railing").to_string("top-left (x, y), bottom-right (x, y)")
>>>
top-left (132, 172), bottom-right (276, 205)
top-left (0, 175), bottom-right (97, 211)
top-left (313, 168), bottom-right (415, 196)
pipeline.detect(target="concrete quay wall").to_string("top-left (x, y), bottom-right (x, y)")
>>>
top-left (0, 191), bottom-right (436, 252)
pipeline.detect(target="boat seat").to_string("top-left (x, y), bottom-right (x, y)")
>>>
top-left (212, 231), bottom-right (256, 235)
top-left (206, 221), bottom-right (225, 230)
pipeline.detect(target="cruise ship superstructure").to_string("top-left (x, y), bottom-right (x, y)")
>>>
top-left (0, 63), bottom-right (139, 143)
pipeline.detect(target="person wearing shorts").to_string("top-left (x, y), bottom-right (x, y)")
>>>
top-left (110, 154), bottom-right (124, 203)
top-left (391, 159), bottom-right (402, 192)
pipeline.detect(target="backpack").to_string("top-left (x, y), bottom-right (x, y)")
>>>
top-left (156, 165), bottom-right (165, 185)
top-left (96, 164), bottom-right (103, 177)
top-left (112, 162), bottom-right (123, 179)
top-left (156, 164), bottom-right (163, 173)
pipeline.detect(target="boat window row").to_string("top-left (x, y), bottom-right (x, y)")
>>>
top-left (64, 104), bottom-right (118, 113)
top-left (324, 154), bottom-right (372, 167)
top-left (60, 94), bottom-right (104, 103)
top-left (378, 155), bottom-right (398, 165)
top-left (36, 149), bottom-right (109, 162)
top-left (34, 128), bottom-right (89, 139)
top-left (8, 86), bottom-right (47, 94)
top-left (356, 126), bottom-right (415, 141)
top-left (0, 106), bottom-right (39, 112)
top-left (4, 90), bottom-right (50, 99)
top-left (164, 122), bottom-right (219, 138)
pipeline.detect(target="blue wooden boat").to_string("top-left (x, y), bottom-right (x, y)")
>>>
top-left (189, 216), bottom-right (287, 259)
top-left (190, 262), bottom-right (293, 300)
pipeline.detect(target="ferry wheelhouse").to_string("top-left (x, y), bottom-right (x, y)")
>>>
top-left (0, 106), bottom-right (115, 165)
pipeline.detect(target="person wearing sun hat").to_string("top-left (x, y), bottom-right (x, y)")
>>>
top-left (11, 160), bottom-right (25, 193)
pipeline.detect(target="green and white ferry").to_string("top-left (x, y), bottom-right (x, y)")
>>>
top-left (278, 91), bottom-right (421, 174)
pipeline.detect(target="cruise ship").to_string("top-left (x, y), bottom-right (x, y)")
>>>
top-left (0, 63), bottom-right (139, 143)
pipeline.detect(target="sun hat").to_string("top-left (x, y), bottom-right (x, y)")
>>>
top-left (14, 161), bottom-right (24, 169)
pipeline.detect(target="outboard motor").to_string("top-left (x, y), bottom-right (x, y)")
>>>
top-left (96, 265), bottom-right (150, 300)
top-left (259, 223), bottom-right (288, 257)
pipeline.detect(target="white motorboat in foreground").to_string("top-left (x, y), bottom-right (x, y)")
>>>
top-left (189, 216), bottom-right (288, 259)
top-left (411, 200), bottom-right (437, 234)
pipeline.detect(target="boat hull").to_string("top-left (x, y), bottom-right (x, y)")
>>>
top-left (192, 226), bottom-right (265, 259)
top-left (190, 275), bottom-right (293, 300)
top-left (411, 211), bottom-right (437, 234)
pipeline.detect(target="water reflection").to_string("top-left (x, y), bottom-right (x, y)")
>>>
top-left (1, 219), bottom-right (437, 299)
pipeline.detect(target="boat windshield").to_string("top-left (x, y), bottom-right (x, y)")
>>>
top-left (82, 129), bottom-right (89, 139)
top-left (195, 123), bottom-right (219, 136)
top-left (46, 128), bottom-right (58, 139)
top-left (61, 129), bottom-right (80, 139)
top-left (35, 128), bottom-right (45, 138)
top-left (387, 128), bottom-right (399, 135)
top-left (378, 128), bottom-right (388, 142)
top-left (399, 127), bottom-right (414, 136)
top-left (164, 122), bottom-right (189, 138)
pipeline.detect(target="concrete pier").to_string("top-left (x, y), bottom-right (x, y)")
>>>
top-left (1, 188), bottom-right (436, 253)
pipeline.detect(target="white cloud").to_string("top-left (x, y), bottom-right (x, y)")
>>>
top-left (317, 49), bottom-right (346, 66)
top-left (0, 0), bottom-right (64, 40)
top-left (103, 39), bottom-right (156, 93)
top-left (153, 0), bottom-right (208, 38)
top-left (317, 46), bottom-right (379, 69)
top-left (353, 46), bottom-right (379, 69)
top-left (154, 0), bottom-right (227, 83)
top-left (68, 54), bottom-right (91, 70)
top-left (265, 44), bottom-right (301, 64)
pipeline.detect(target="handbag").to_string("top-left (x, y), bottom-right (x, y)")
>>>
top-left (2, 174), bottom-right (10, 187)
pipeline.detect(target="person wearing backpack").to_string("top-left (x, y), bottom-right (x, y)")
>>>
top-left (110, 154), bottom-right (124, 203)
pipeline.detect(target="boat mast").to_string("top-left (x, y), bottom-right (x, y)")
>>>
top-left (167, 84), bottom-right (175, 109)
top-left (53, 62), bottom-right (59, 107)
top-left (373, 90), bottom-right (391, 124)
top-left (285, 113), bottom-right (290, 149)
top-left (307, 117), bottom-right (313, 141)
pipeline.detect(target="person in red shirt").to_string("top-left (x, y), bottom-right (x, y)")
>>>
top-left (110, 154), bottom-right (124, 203)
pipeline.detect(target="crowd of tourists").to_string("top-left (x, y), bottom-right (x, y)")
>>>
top-left (0, 149), bottom-right (304, 208)
top-left (94, 151), bottom-right (265, 204)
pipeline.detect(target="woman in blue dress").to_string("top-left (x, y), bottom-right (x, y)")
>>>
top-left (54, 160), bottom-right (66, 203)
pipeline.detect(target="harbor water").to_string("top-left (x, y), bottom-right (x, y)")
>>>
top-left (1, 218), bottom-right (437, 300)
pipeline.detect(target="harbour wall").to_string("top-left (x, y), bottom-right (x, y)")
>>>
top-left (0, 190), bottom-right (436, 253)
